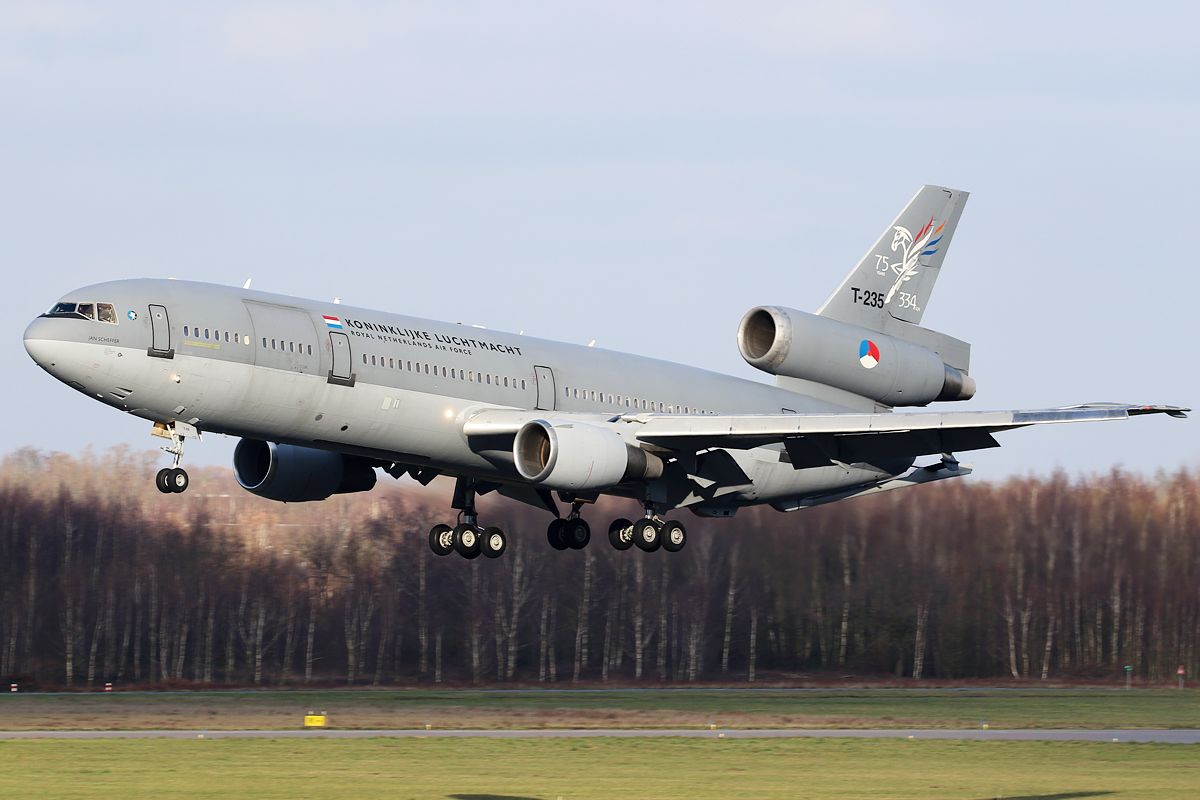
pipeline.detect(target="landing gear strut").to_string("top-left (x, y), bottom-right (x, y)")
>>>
top-left (152, 421), bottom-right (196, 494)
top-left (428, 478), bottom-right (507, 559)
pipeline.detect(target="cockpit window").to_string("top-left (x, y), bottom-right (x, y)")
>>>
top-left (42, 300), bottom-right (120, 324)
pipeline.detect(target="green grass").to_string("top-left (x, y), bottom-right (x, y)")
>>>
top-left (3, 688), bottom-right (1198, 730)
top-left (0, 738), bottom-right (1196, 799)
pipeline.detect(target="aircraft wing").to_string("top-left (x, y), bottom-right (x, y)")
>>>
top-left (625, 403), bottom-right (1188, 469)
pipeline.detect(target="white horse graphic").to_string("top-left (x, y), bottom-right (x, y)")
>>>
top-left (884, 217), bottom-right (940, 305)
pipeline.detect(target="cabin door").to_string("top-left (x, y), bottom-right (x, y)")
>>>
top-left (147, 304), bottom-right (173, 358)
top-left (328, 331), bottom-right (356, 387)
top-left (534, 365), bottom-right (556, 411)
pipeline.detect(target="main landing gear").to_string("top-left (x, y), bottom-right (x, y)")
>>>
top-left (605, 511), bottom-right (687, 553)
top-left (547, 502), bottom-right (592, 551)
top-left (428, 478), bottom-right (507, 559)
top-left (152, 421), bottom-right (195, 494)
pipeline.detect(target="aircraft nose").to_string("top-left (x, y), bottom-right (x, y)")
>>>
top-left (23, 317), bottom-right (62, 368)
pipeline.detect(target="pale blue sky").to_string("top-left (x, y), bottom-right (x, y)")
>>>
top-left (3, 1), bottom-right (1196, 476)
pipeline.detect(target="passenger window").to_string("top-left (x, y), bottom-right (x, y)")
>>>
top-left (262, 337), bottom-right (267, 348)
top-left (307, 345), bottom-right (312, 355)
top-left (469, 371), bottom-right (475, 382)
top-left (205, 329), bottom-right (210, 339)
top-left (289, 342), bottom-right (295, 353)
top-left (521, 379), bottom-right (526, 390)
top-left (486, 374), bottom-right (491, 385)
top-left (97, 303), bottom-right (117, 324)
top-left (184, 326), bottom-right (190, 336)
top-left (389, 358), bottom-right (394, 369)
top-left (224, 332), bottom-right (230, 343)
top-left (78, 303), bottom-right (96, 320)
top-left (362, 353), bottom-right (367, 364)
top-left (503, 377), bottom-right (509, 387)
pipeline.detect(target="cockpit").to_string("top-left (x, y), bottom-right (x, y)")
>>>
top-left (43, 301), bottom-right (120, 324)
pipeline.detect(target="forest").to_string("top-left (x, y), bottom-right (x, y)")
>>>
top-left (0, 447), bottom-right (1197, 688)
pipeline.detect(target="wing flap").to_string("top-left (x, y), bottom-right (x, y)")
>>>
top-left (632, 403), bottom-right (1187, 466)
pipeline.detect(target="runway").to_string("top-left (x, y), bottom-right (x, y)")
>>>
top-left (2, 728), bottom-right (1198, 743)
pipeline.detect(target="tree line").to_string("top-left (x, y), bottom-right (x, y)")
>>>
top-left (0, 447), bottom-right (1197, 687)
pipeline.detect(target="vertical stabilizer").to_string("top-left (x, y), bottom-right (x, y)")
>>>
top-left (817, 185), bottom-right (967, 329)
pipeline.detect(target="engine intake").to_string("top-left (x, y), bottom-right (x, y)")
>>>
top-left (738, 305), bottom-right (975, 406)
top-left (233, 439), bottom-right (377, 502)
top-left (513, 420), bottom-right (663, 491)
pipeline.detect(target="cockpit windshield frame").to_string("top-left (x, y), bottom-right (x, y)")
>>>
top-left (42, 301), bottom-right (120, 324)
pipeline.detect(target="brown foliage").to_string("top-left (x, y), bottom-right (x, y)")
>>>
top-left (0, 448), bottom-right (1197, 687)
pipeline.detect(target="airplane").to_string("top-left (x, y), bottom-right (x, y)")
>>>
top-left (22, 185), bottom-right (1187, 560)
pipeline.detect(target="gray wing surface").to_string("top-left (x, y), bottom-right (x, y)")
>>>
top-left (626, 404), bottom-right (1188, 469)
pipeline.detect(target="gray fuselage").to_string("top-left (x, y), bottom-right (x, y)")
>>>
top-left (23, 278), bottom-right (907, 514)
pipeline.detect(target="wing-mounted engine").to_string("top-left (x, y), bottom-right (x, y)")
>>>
top-left (513, 419), bottom-right (663, 491)
top-left (737, 306), bottom-right (975, 407)
top-left (233, 439), bottom-right (377, 502)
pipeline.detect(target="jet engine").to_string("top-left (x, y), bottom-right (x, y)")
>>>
top-left (513, 420), bottom-right (663, 491)
top-left (737, 305), bottom-right (975, 406)
top-left (233, 439), bottom-right (377, 502)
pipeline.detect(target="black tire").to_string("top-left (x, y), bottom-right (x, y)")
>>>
top-left (428, 524), bottom-right (454, 556)
top-left (547, 519), bottom-right (569, 551)
top-left (168, 467), bottom-right (189, 493)
top-left (632, 518), bottom-right (661, 552)
top-left (453, 523), bottom-right (481, 559)
top-left (481, 527), bottom-right (507, 559)
top-left (661, 520), bottom-right (687, 553)
top-left (608, 518), bottom-right (634, 551)
top-left (155, 468), bottom-right (173, 494)
top-left (564, 518), bottom-right (591, 550)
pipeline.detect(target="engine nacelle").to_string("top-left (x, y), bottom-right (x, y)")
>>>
top-left (738, 305), bottom-right (976, 406)
top-left (233, 439), bottom-right (377, 503)
top-left (513, 420), bottom-right (663, 491)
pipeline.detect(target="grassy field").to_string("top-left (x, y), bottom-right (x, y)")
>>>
top-left (0, 737), bottom-right (1195, 799)
top-left (1, 687), bottom-right (1197, 731)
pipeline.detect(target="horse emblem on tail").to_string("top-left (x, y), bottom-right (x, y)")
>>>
top-left (884, 216), bottom-right (944, 305)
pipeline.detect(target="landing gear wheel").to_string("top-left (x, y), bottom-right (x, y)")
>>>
top-left (547, 519), bottom-right (569, 551)
top-left (429, 524), bottom-right (454, 556)
top-left (167, 467), bottom-right (189, 493)
top-left (632, 518), bottom-right (662, 552)
top-left (453, 523), bottom-right (482, 559)
top-left (661, 520), bottom-right (687, 552)
top-left (564, 518), bottom-right (591, 550)
top-left (155, 468), bottom-right (173, 494)
top-left (481, 527), bottom-right (507, 559)
top-left (608, 518), bottom-right (634, 551)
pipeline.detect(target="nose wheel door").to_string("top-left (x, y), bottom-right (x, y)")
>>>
top-left (147, 304), bottom-right (174, 359)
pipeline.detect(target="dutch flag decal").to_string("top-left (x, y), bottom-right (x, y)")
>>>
top-left (323, 315), bottom-right (343, 330)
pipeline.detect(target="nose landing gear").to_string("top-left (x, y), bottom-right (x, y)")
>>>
top-left (152, 421), bottom-right (197, 494)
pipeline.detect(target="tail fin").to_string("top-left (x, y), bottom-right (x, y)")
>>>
top-left (817, 185), bottom-right (968, 329)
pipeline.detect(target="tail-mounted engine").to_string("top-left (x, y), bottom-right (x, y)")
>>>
top-left (737, 305), bottom-right (975, 407)
top-left (233, 439), bottom-right (377, 502)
